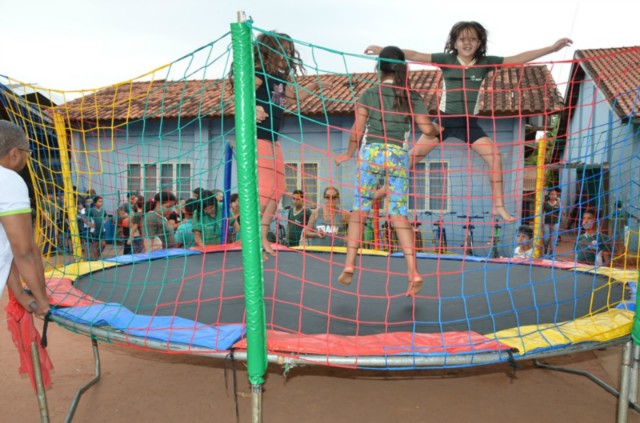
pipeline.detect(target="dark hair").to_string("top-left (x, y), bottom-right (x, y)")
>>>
top-left (517, 225), bottom-right (534, 239)
top-left (583, 209), bottom-right (597, 218)
top-left (378, 46), bottom-right (410, 116)
top-left (184, 198), bottom-right (198, 215)
top-left (192, 187), bottom-right (205, 199)
top-left (154, 191), bottom-right (177, 204)
top-left (194, 191), bottom-right (217, 215)
top-left (229, 31), bottom-right (305, 87)
top-left (230, 193), bottom-right (239, 203)
top-left (445, 21), bottom-right (488, 61)
top-left (292, 189), bottom-right (304, 197)
top-left (548, 187), bottom-right (561, 194)
top-left (93, 196), bottom-right (103, 204)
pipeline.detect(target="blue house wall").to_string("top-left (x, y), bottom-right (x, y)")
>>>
top-left (74, 114), bottom-right (527, 256)
top-left (562, 77), bottom-right (640, 251)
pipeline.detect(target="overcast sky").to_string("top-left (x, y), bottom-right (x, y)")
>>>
top-left (1, 0), bottom-right (638, 92)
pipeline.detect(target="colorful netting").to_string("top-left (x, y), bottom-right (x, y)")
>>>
top-left (1, 25), bottom-right (639, 370)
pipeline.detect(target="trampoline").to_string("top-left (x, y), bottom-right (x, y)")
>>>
top-left (48, 247), bottom-right (635, 368)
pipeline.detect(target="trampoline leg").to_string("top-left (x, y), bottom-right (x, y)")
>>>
top-left (618, 341), bottom-right (633, 423)
top-left (533, 352), bottom-right (640, 417)
top-left (629, 344), bottom-right (640, 404)
top-left (31, 342), bottom-right (50, 423)
top-left (251, 384), bottom-right (262, 423)
top-left (64, 338), bottom-right (101, 423)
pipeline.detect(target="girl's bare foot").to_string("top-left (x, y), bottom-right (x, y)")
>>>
top-left (495, 206), bottom-right (516, 222)
top-left (338, 267), bottom-right (355, 286)
top-left (262, 242), bottom-right (276, 261)
top-left (406, 276), bottom-right (423, 297)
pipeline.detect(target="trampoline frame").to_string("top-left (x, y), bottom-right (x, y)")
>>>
top-left (51, 313), bottom-right (640, 423)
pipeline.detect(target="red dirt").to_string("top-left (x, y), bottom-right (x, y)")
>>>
top-left (2, 290), bottom-right (639, 423)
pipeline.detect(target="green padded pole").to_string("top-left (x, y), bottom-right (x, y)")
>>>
top-left (632, 271), bottom-right (640, 345)
top-left (230, 20), bottom-right (267, 385)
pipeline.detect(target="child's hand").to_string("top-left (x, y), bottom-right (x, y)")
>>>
top-left (256, 106), bottom-right (269, 123)
top-left (364, 45), bottom-right (382, 56)
top-left (551, 38), bottom-right (573, 52)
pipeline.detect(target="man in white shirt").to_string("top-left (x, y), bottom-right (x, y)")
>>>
top-left (0, 120), bottom-right (49, 316)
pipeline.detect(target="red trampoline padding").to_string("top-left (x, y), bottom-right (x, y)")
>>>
top-left (47, 277), bottom-right (99, 307)
top-left (234, 330), bottom-right (515, 356)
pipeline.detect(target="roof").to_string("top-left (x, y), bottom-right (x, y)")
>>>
top-left (571, 47), bottom-right (640, 119)
top-left (61, 66), bottom-right (563, 122)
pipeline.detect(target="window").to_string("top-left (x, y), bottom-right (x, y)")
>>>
top-left (409, 161), bottom-right (449, 212)
top-left (284, 161), bottom-right (319, 207)
top-left (127, 162), bottom-right (192, 200)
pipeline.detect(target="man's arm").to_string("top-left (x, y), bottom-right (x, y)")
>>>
top-left (0, 213), bottom-right (49, 315)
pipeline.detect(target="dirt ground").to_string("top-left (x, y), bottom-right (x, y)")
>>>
top-left (1, 290), bottom-right (639, 423)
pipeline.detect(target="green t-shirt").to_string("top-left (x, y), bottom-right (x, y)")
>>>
top-left (193, 212), bottom-right (221, 246)
top-left (287, 207), bottom-right (312, 247)
top-left (358, 85), bottom-right (429, 147)
top-left (576, 232), bottom-right (611, 264)
top-left (431, 53), bottom-right (504, 115)
top-left (174, 219), bottom-right (195, 248)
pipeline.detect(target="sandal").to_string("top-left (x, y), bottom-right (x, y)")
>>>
top-left (338, 268), bottom-right (355, 286)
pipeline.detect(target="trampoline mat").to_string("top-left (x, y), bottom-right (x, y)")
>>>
top-left (73, 250), bottom-right (624, 336)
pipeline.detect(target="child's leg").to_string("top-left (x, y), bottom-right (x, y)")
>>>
top-left (470, 137), bottom-right (515, 222)
top-left (391, 215), bottom-right (422, 296)
top-left (409, 134), bottom-right (440, 168)
top-left (257, 140), bottom-right (285, 258)
top-left (338, 211), bottom-right (363, 286)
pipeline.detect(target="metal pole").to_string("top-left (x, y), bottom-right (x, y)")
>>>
top-left (617, 341), bottom-right (633, 423)
top-left (30, 342), bottom-right (50, 423)
top-left (65, 338), bottom-right (102, 423)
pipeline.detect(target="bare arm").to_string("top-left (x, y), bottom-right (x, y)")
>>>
top-left (0, 213), bottom-right (49, 315)
top-left (335, 107), bottom-right (368, 166)
top-left (503, 38), bottom-right (573, 64)
top-left (304, 209), bottom-right (323, 239)
top-left (415, 114), bottom-right (439, 136)
top-left (364, 45), bottom-right (432, 63)
top-left (193, 231), bottom-right (204, 247)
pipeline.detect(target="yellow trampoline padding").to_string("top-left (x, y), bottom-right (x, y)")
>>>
top-left (488, 308), bottom-right (634, 354)
top-left (292, 246), bottom-right (389, 256)
top-left (575, 266), bottom-right (638, 284)
top-left (45, 260), bottom-right (119, 281)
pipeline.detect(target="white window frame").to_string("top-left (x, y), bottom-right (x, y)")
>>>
top-left (284, 160), bottom-right (320, 208)
top-left (127, 161), bottom-right (193, 200)
top-left (411, 160), bottom-right (450, 213)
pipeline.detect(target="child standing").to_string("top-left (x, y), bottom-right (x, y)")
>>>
top-left (366, 22), bottom-right (572, 222)
top-left (542, 187), bottom-right (562, 256)
top-left (335, 46), bottom-right (439, 296)
top-left (232, 31), bottom-right (329, 259)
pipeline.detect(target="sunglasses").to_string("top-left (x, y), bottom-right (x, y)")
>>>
top-left (324, 194), bottom-right (339, 200)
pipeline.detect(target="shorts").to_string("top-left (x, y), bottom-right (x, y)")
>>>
top-left (435, 114), bottom-right (490, 144)
top-left (352, 143), bottom-right (409, 217)
top-left (257, 139), bottom-right (285, 207)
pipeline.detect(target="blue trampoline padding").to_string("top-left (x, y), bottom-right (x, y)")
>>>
top-left (52, 303), bottom-right (245, 350)
top-left (392, 252), bottom-right (487, 262)
top-left (617, 282), bottom-right (636, 312)
top-left (104, 248), bottom-right (202, 264)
